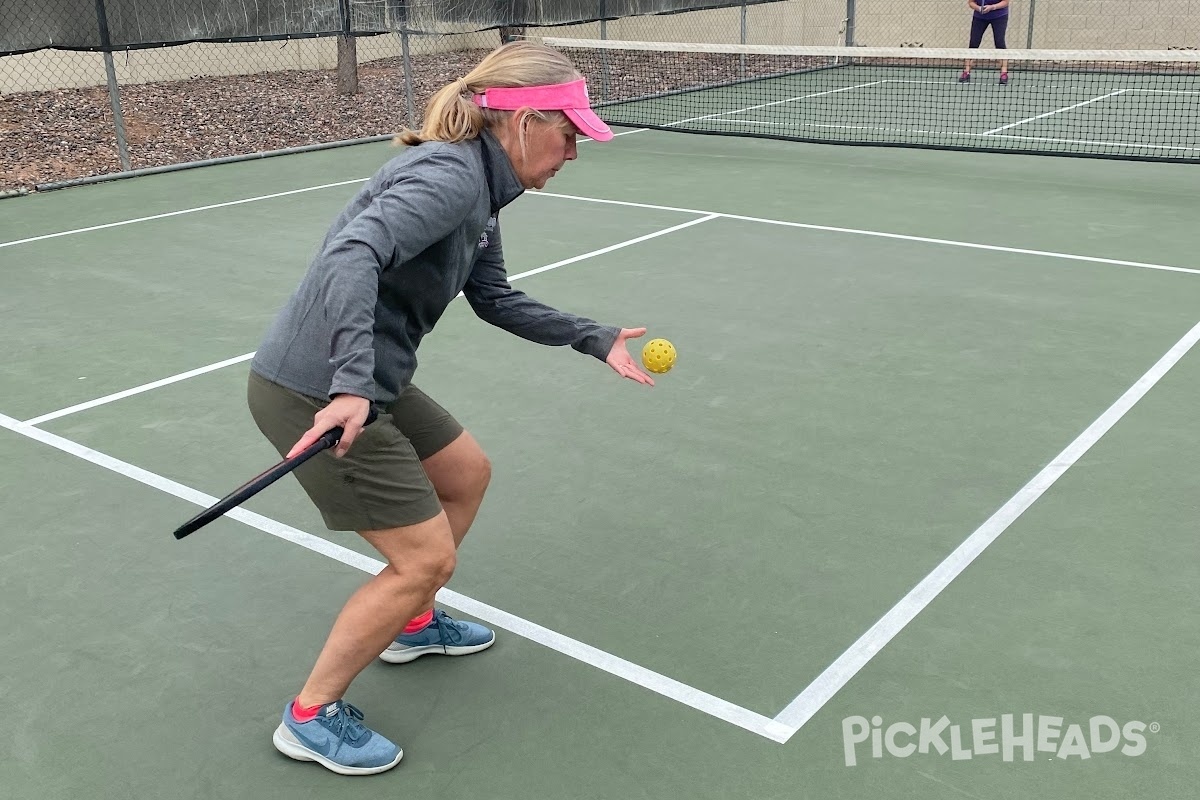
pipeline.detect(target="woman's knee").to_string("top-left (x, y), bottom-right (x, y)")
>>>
top-left (378, 540), bottom-right (456, 593)
top-left (424, 432), bottom-right (492, 502)
top-left (423, 544), bottom-right (458, 587)
top-left (469, 450), bottom-right (492, 495)
top-left (360, 512), bottom-right (458, 588)
top-left (452, 443), bottom-right (491, 494)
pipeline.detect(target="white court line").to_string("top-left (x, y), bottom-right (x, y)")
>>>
top-left (22, 189), bottom-right (1197, 426)
top-left (21, 215), bottom-right (717, 425)
top-left (7, 116), bottom-right (1197, 744)
top-left (640, 76), bottom-right (1196, 149)
top-left (0, 179), bottom-right (367, 249)
top-left (533, 191), bottom-right (1200, 276)
top-left (0, 411), bottom-right (791, 743)
top-left (0, 131), bottom-right (643, 250)
top-left (503, 213), bottom-right (718, 281)
top-left (986, 131), bottom-right (1200, 152)
top-left (982, 89), bottom-right (1128, 135)
top-left (1126, 88), bottom-right (1200, 96)
top-left (665, 81), bottom-right (887, 127)
top-left (24, 352), bottom-right (257, 426)
top-left (0, 82), bottom-right (1191, 250)
top-left (697, 119), bottom-right (1200, 152)
top-left (773, 318), bottom-right (1200, 737)
top-left (702, 119), bottom-right (986, 138)
top-left (879, 79), bottom-right (1191, 93)
top-left (10, 171), bottom-right (1196, 279)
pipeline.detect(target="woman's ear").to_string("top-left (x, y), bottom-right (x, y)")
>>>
top-left (516, 108), bottom-right (536, 132)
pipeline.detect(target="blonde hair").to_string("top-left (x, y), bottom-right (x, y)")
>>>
top-left (394, 41), bottom-right (581, 147)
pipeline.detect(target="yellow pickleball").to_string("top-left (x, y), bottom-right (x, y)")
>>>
top-left (641, 338), bottom-right (677, 374)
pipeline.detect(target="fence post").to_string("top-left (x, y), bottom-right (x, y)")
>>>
top-left (844, 0), bottom-right (857, 47)
top-left (93, 0), bottom-right (131, 171)
top-left (739, 0), bottom-right (747, 78)
top-left (599, 0), bottom-right (610, 101)
top-left (396, 0), bottom-right (416, 127)
top-left (1025, 0), bottom-right (1037, 48)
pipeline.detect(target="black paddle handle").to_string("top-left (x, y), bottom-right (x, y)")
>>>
top-left (172, 408), bottom-right (378, 540)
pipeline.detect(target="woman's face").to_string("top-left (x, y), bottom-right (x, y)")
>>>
top-left (509, 113), bottom-right (579, 190)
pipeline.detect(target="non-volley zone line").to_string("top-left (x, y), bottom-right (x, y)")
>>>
top-left (20, 215), bottom-right (718, 426)
top-left (5, 175), bottom-right (1195, 278)
top-left (21, 186), bottom-right (1198, 427)
top-left (531, 191), bottom-right (1200, 277)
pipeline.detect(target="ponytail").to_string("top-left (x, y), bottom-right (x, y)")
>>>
top-left (394, 41), bottom-right (581, 147)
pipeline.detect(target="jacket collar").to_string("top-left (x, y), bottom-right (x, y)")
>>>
top-left (479, 128), bottom-right (525, 214)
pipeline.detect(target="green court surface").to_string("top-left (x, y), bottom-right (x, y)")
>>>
top-left (2, 129), bottom-right (1198, 799)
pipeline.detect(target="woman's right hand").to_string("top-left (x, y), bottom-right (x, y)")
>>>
top-left (287, 394), bottom-right (372, 459)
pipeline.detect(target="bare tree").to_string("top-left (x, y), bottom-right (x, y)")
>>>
top-left (337, 0), bottom-right (358, 95)
top-left (337, 33), bottom-right (359, 95)
top-left (499, 26), bottom-right (526, 44)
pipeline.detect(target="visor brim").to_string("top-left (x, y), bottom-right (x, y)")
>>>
top-left (565, 107), bottom-right (614, 142)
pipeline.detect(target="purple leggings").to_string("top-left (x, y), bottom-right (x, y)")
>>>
top-left (969, 15), bottom-right (1009, 49)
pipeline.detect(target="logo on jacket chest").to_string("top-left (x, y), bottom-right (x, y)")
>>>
top-left (478, 216), bottom-right (496, 249)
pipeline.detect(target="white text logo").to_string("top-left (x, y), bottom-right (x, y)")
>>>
top-left (842, 714), bottom-right (1157, 766)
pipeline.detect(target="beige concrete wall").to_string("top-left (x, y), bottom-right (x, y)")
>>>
top-left (1030, 0), bottom-right (1200, 49)
top-left (3, 1), bottom-right (1196, 94)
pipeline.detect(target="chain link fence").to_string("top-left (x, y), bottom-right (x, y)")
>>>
top-left (1, 24), bottom-right (502, 193)
top-left (3, 0), bottom-right (1197, 194)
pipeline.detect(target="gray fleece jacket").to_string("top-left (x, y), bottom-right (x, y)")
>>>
top-left (250, 129), bottom-right (620, 404)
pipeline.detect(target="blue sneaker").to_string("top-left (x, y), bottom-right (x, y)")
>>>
top-left (379, 609), bottom-right (496, 664)
top-left (272, 700), bottom-right (403, 775)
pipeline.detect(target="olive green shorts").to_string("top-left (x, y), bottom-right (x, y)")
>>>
top-left (246, 370), bottom-right (463, 532)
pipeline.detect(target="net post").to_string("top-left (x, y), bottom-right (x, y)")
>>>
top-left (93, 0), bottom-right (131, 172)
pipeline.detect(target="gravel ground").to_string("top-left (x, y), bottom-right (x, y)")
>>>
top-left (0, 48), bottom-right (820, 194)
top-left (0, 49), bottom-right (491, 193)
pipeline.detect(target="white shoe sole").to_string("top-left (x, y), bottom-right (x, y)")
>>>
top-left (272, 724), bottom-right (403, 776)
top-left (378, 633), bottom-right (496, 664)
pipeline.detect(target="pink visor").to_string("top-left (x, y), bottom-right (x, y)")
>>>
top-left (472, 78), bottom-right (613, 142)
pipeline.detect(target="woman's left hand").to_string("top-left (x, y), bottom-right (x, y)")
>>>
top-left (605, 327), bottom-right (656, 386)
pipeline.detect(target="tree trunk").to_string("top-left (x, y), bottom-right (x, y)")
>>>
top-left (337, 34), bottom-right (358, 95)
top-left (499, 26), bottom-right (526, 44)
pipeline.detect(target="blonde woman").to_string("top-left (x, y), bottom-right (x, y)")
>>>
top-left (247, 41), bottom-right (653, 775)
